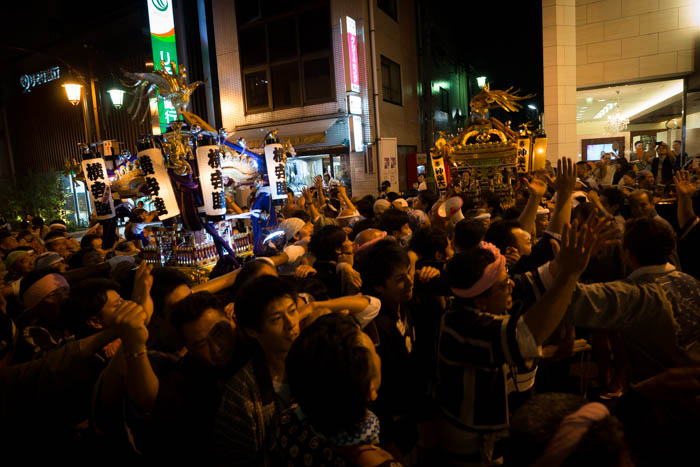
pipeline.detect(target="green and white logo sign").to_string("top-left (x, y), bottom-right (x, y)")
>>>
top-left (146, 0), bottom-right (179, 133)
top-left (152, 0), bottom-right (168, 12)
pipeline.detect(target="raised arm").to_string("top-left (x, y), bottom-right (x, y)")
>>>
top-left (112, 300), bottom-right (160, 412)
top-left (674, 170), bottom-right (698, 228)
top-left (518, 177), bottom-right (547, 237)
top-left (301, 186), bottom-right (320, 221)
top-left (547, 157), bottom-right (577, 236)
top-left (337, 185), bottom-right (356, 212)
top-left (193, 268), bottom-right (242, 294)
top-left (523, 219), bottom-right (599, 345)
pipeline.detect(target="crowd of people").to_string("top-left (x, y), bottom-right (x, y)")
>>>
top-left (1, 156), bottom-right (699, 466)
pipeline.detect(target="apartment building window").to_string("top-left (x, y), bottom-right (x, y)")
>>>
top-left (235, 0), bottom-right (334, 114)
top-left (440, 87), bottom-right (449, 113)
top-left (378, 0), bottom-right (398, 21)
top-left (381, 56), bottom-right (402, 106)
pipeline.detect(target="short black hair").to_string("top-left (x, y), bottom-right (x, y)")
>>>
top-left (309, 225), bottom-right (347, 262)
top-left (572, 202), bottom-right (595, 224)
top-left (48, 219), bottom-right (66, 227)
top-left (228, 259), bottom-right (277, 301)
top-left (378, 209), bottom-right (410, 235)
top-left (67, 248), bottom-right (102, 270)
top-left (235, 275), bottom-right (297, 332)
top-left (0, 230), bottom-right (14, 242)
top-left (80, 233), bottom-right (101, 249)
top-left (634, 141), bottom-right (643, 147)
top-left (454, 219), bottom-right (487, 251)
top-left (286, 313), bottom-right (373, 436)
top-left (507, 393), bottom-right (587, 466)
top-left (355, 198), bottom-right (374, 219)
top-left (290, 209), bottom-right (311, 223)
top-left (446, 248), bottom-right (495, 299)
top-left (600, 187), bottom-right (625, 214)
top-left (409, 226), bottom-right (448, 261)
top-left (31, 216), bottom-right (44, 227)
top-left (170, 291), bottom-right (225, 336)
top-left (386, 192), bottom-right (399, 202)
top-left (623, 218), bottom-right (675, 266)
top-left (416, 190), bottom-right (438, 213)
top-left (64, 279), bottom-right (121, 337)
top-left (355, 239), bottom-right (409, 294)
top-left (151, 267), bottom-right (192, 319)
top-left (484, 219), bottom-right (522, 254)
top-left (481, 190), bottom-right (504, 216)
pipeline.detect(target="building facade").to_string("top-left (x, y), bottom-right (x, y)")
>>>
top-left (544, 0), bottom-right (700, 166)
top-left (211, 0), bottom-right (420, 199)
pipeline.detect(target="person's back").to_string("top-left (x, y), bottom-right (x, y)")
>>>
top-left (615, 265), bottom-right (700, 381)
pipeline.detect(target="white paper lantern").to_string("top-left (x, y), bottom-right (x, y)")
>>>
top-left (264, 143), bottom-right (288, 200)
top-left (81, 158), bottom-right (115, 220)
top-left (137, 148), bottom-right (180, 220)
top-left (196, 144), bottom-right (227, 216)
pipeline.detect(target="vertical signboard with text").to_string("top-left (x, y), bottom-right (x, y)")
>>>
top-left (343, 17), bottom-right (360, 93)
top-left (137, 148), bottom-right (180, 220)
top-left (82, 159), bottom-right (115, 220)
top-left (264, 144), bottom-right (288, 201)
top-left (378, 138), bottom-right (399, 192)
top-left (147, 0), bottom-right (179, 133)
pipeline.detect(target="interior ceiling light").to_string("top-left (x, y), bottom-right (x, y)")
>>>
top-left (605, 91), bottom-right (629, 133)
top-left (594, 103), bottom-right (615, 119)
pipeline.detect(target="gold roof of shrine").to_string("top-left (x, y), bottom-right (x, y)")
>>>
top-left (430, 84), bottom-right (536, 168)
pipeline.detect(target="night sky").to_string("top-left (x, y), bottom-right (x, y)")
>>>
top-left (1, 0), bottom-right (544, 119)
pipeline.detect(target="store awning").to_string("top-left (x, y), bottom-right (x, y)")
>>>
top-left (229, 115), bottom-right (342, 149)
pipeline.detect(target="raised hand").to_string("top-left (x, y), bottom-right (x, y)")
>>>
top-left (339, 263), bottom-right (362, 292)
top-left (674, 170), bottom-right (697, 197)
top-left (554, 218), bottom-right (598, 279)
top-left (132, 262), bottom-right (154, 324)
top-left (301, 186), bottom-right (313, 203)
top-left (526, 177), bottom-right (548, 198)
top-left (504, 246), bottom-right (521, 269)
top-left (553, 157), bottom-right (576, 195)
top-left (417, 266), bottom-right (441, 283)
top-left (113, 300), bottom-right (149, 354)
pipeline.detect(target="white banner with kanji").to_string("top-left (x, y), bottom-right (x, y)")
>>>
top-left (264, 143), bottom-right (288, 201)
top-left (137, 148), bottom-right (180, 220)
top-left (81, 158), bottom-right (115, 220)
top-left (196, 144), bottom-right (227, 216)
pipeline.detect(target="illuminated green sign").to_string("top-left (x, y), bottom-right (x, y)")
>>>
top-left (147, 0), bottom-right (179, 133)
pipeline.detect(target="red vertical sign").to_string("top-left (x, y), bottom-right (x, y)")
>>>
top-left (344, 17), bottom-right (360, 93)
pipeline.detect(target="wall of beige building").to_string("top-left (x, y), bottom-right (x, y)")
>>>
top-left (544, 0), bottom-right (698, 163)
top-left (542, 0), bottom-right (579, 163)
top-left (576, 0), bottom-right (695, 87)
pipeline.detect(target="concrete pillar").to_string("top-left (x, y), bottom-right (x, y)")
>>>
top-left (542, 0), bottom-right (578, 162)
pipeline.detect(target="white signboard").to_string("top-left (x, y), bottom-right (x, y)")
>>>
top-left (349, 116), bottom-right (364, 152)
top-left (378, 137), bottom-right (399, 192)
top-left (196, 144), bottom-right (227, 216)
top-left (264, 143), bottom-right (288, 200)
top-left (137, 148), bottom-right (180, 220)
top-left (81, 158), bottom-right (115, 220)
top-left (348, 95), bottom-right (362, 115)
